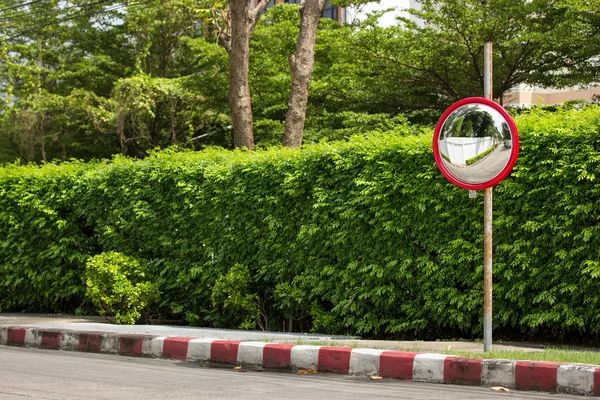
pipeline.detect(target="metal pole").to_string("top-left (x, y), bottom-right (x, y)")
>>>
top-left (483, 42), bottom-right (493, 352)
top-left (484, 42), bottom-right (493, 102)
top-left (483, 187), bottom-right (493, 352)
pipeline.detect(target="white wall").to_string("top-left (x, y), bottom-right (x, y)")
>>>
top-left (439, 137), bottom-right (496, 166)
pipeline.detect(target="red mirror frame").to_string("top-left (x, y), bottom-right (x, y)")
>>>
top-left (433, 97), bottom-right (520, 190)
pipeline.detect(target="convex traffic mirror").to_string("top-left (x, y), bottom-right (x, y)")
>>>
top-left (433, 97), bottom-right (519, 190)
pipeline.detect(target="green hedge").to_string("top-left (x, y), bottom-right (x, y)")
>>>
top-left (1, 106), bottom-right (600, 341)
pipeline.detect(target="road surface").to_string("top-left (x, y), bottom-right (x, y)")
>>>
top-left (0, 347), bottom-right (580, 400)
top-left (443, 144), bottom-right (512, 184)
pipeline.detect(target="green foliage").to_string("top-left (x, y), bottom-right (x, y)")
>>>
top-left (465, 144), bottom-right (497, 166)
top-left (2, 106), bottom-right (600, 342)
top-left (0, 160), bottom-right (94, 313)
top-left (0, 90), bottom-right (119, 162)
top-left (3, 0), bottom-right (598, 160)
top-left (113, 75), bottom-right (229, 157)
top-left (209, 263), bottom-right (264, 330)
top-left (0, 0), bottom-right (232, 162)
top-left (317, 0), bottom-right (600, 113)
top-left (85, 252), bottom-right (160, 324)
top-left (303, 111), bottom-right (420, 143)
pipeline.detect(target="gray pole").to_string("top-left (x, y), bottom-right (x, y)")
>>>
top-left (483, 42), bottom-right (493, 352)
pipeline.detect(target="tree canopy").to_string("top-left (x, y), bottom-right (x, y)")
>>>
top-left (0, 0), bottom-right (598, 163)
top-left (324, 0), bottom-right (600, 112)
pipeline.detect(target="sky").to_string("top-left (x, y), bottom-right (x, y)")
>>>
top-left (348, 0), bottom-right (411, 27)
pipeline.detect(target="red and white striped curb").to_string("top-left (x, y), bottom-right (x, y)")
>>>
top-left (1, 326), bottom-right (599, 396)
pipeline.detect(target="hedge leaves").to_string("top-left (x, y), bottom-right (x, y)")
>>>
top-left (1, 106), bottom-right (600, 340)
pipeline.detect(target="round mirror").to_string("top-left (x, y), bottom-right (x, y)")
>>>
top-left (433, 97), bottom-right (519, 190)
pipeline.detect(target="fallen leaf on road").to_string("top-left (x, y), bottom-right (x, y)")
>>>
top-left (491, 387), bottom-right (510, 392)
top-left (370, 376), bottom-right (383, 380)
top-left (298, 369), bottom-right (317, 375)
top-left (199, 363), bottom-right (205, 367)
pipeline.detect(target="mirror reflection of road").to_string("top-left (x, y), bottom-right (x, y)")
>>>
top-left (443, 144), bottom-right (511, 184)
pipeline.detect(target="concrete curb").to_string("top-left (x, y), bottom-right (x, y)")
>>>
top-left (1, 326), bottom-right (599, 396)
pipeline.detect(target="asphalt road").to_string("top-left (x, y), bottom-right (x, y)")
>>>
top-left (443, 144), bottom-right (512, 184)
top-left (0, 347), bottom-right (580, 400)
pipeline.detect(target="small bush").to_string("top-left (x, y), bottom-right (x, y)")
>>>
top-left (85, 252), bottom-right (160, 324)
top-left (208, 263), bottom-right (266, 330)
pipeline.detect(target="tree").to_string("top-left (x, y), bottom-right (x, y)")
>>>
top-left (0, 0), bottom-right (129, 162)
top-left (283, 0), bottom-right (376, 147)
top-left (321, 0), bottom-right (600, 113)
top-left (407, 0), bottom-right (600, 102)
top-left (282, 0), bottom-right (328, 148)
top-left (211, 0), bottom-right (271, 150)
top-left (248, 5), bottom-right (299, 145)
top-left (0, 0), bottom-right (232, 162)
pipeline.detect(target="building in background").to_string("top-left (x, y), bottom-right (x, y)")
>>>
top-left (262, 0), bottom-right (347, 24)
top-left (503, 84), bottom-right (600, 107)
top-left (263, 0), bottom-right (409, 28)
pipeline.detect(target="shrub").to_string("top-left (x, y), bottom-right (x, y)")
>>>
top-left (465, 144), bottom-right (497, 165)
top-left (85, 251), bottom-right (160, 324)
top-left (1, 106), bottom-right (600, 342)
top-left (208, 263), bottom-right (266, 330)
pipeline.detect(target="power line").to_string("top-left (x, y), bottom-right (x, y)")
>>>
top-left (2, 0), bottom-right (157, 41)
top-left (0, 0), bottom-right (48, 13)
top-left (0, 0), bottom-right (120, 23)
top-left (1, 0), bottom-right (182, 43)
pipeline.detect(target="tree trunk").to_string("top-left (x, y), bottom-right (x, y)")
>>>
top-left (282, 0), bottom-right (327, 148)
top-left (228, 0), bottom-right (255, 150)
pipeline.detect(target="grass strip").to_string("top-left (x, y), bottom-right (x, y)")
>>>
top-left (274, 339), bottom-right (600, 365)
top-left (446, 348), bottom-right (600, 365)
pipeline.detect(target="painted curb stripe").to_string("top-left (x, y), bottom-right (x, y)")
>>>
top-left (379, 351), bottom-right (418, 380)
top-left (7, 327), bottom-right (26, 346)
top-left (1, 325), bottom-right (599, 396)
top-left (78, 333), bottom-right (102, 353)
top-left (118, 335), bottom-right (148, 356)
top-left (100, 334), bottom-right (119, 353)
top-left (290, 345), bottom-right (320, 370)
top-left (444, 356), bottom-right (482, 385)
top-left (318, 347), bottom-right (352, 374)
top-left (413, 353), bottom-right (448, 382)
top-left (163, 337), bottom-right (194, 360)
top-left (142, 337), bottom-right (166, 358)
top-left (557, 364), bottom-right (597, 395)
top-left (24, 329), bottom-right (41, 348)
top-left (40, 330), bottom-right (62, 350)
top-left (237, 342), bottom-right (266, 366)
top-left (59, 331), bottom-right (80, 351)
top-left (186, 338), bottom-right (213, 362)
top-left (263, 344), bottom-right (295, 369)
top-left (349, 348), bottom-right (384, 376)
top-left (482, 359), bottom-right (516, 388)
top-left (210, 340), bottom-right (240, 364)
top-left (515, 361), bottom-right (559, 392)
top-left (0, 327), bottom-right (7, 345)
